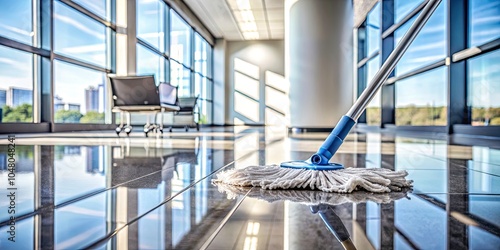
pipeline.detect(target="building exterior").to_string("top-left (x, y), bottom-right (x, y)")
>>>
top-left (85, 86), bottom-right (100, 112)
top-left (0, 89), bottom-right (6, 108)
top-left (7, 87), bottom-right (32, 107)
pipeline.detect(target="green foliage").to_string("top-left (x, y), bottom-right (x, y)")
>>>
top-left (471, 107), bottom-right (500, 125)
top-left (1, 104), bottom-right (33, 122)
top-left (366, 107), bottom-right (381, 125)
top-left (198, 114), bottom-right (207, 124)
top-left (55, 110), bottom-right (83, 123)
top-left (81, 111), bottom-right (105, 123)
top-left (396, 106), bottom-right (447, 126)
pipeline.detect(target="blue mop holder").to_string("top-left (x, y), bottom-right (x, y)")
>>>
top-left (280, 115), bottom-right (356, 170)
top-left (310, 115), bottom-right (356, 165)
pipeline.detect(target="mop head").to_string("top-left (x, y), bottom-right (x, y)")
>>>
top-left (213, 165), bottom-right (413, 193)
top-left (214, 183), bottom-right (410, 205)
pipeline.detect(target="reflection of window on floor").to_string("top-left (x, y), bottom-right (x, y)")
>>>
top-left (395, 195), bottom-right (447, 249)
top-left (172, 162), bottom-right (191, 247)
top-left (195, 146), bottom-right (211, 223)
top-left (0, 145), bottom-right (35, 221)
top-left (244, 221), bottom-right (260, 250)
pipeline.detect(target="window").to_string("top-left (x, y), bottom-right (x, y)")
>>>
top-left (137, 43), bottom-right (166, 84)
top-left (365, 56), bottom-right (381, 125)
top-left (394, 0), bottom-right (446, 76)
top-left (395, 67), bottom-right (447, 126)
top-left (137, 0), bottom-right (166, 52)
top-left (0, 45), bottom-right (34, 123)
top-left (170, 10), bottom-right (191, 67)
top-left (0, 0), bottom-right (34, 46)
top-left (394, 0), bottom-right (425, 23)
top-left (54, 1), bottom-right (109, 69)
top-left (469, 0), bottom-right (500, 47)
top-left (54, 60), bottom-right (107, 124)
top-left (72, 0), bottom-right (111, 21)
top-left (194, 34), bottom-right (207, 76)
top-left (468, 50), bottom-right (500, 126)
top-left (170, 60), bottom-right (191, 97)
top-left (358, 3), bottom-right (380, 60)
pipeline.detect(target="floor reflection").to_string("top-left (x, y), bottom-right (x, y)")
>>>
top-left (0, 128), bottom-right (499, 249)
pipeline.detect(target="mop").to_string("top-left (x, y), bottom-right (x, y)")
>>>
top-left (214, 0), bottom-right (442, 193)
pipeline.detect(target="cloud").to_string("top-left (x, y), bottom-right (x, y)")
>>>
top-left (60, 44), bottom-right (105, 54)
top-left (0, 23), bottom-right (33, 37)
top-left (54, 13), bottom-right (105, 40)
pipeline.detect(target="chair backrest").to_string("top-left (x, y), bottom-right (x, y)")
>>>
top-left (109, 75), bottom-right (160, 106)
top-left (158, 82), bottom-right (178, 105)
top-left (178, 96), bottom-right (198, 108)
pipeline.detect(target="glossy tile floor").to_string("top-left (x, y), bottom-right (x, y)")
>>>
top-left (0, 127), bottom-right (499, 249)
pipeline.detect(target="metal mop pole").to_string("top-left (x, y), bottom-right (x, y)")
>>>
top-left (282, 0), bottom-right (443, 170)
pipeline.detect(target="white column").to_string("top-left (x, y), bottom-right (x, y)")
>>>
top-left (286, 0), bottom-right (353, 128)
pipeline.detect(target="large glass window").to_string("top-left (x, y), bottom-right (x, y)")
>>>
top-left (54, 1), bottom-right (108, 69)
top-left (358, 3), bottom-right (380, 60)
top-left (394, 0), bottom-right (446, 76)
top-left (137, 0), bottom-right (166, 52)
top-left (395, 67), bottom-right (447, 126)
top-left (0, 0), bottom-right (34, 46)
top-left (468, 50), bottom-right (500, 126)
top-left (194, 34), bottom-right (208, 76)
top-left (54, 60), bottom-right (107, 124)
top-left (0, 45), bottom-right (34, 123)
top-left (170, 10), bottom-right (191, 67)
top-left (137, 44), bottom-right (166, 84)
top-left (171, 60), bottom-right (191, 97)
top-left (72, 0), bottom-right (111, 21)
top-left (394, 0), bottom-right (425, 23)
top-left (365, 56), bottom-right (381, 125)
top-left (469, 0), bottom-right (500, 47)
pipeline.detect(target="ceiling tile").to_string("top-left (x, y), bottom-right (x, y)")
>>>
top-left (265, 0), bottom-right (284, 9)
top-left (266, 8), bottom-right (284, 21)
top-left (268, 21), bottom-right (283, 30)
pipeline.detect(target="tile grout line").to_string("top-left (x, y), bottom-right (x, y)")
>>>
top-left (199, 189), bottom-right (252, 250)
top-left (82, 156), bottom-right (243, 249)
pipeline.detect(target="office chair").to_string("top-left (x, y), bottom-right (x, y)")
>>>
top-left (109, 75), bottom-right (180, 137)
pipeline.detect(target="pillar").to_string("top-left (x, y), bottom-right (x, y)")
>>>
top-left (286, 0), bottom-right (353, 128)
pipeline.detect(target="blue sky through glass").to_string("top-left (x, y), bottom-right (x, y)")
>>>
top-left (367, 3), bottom-right (380, 56)
top-left (468, 50), bottom-right (500, 108)
top-left (396, 66), bottom-right (447, 108)
top-left (171, 10), bottom-right (191, 67)
top-left (54, 60), bottom-right (106, 115)
top-left (0, 0), bottom-right (33, 45)
top-left (137, 43), bottom-right (165, 84)
top-left (137, 0), bottom-right (165, 52)
top-left (395, 0), bottom-right (446, 76)
top-left (54, 1), bottom-right (107, 68)
top-left (72, 0), bottom-right (109, 21)
top-left (0, 45), bottom-right (33, 91)
top-left (469, 0), bottom-right (500, 47)
top-left (394, 0), bottom-right (425, 23)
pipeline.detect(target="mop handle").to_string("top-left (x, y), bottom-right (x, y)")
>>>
top-left (346, 0), bottom-right (443, 121)
top-left (310, 0), bottom-right (442, 165)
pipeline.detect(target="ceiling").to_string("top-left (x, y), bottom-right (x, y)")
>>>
top-left (183, 0), bottom-right (284, 41)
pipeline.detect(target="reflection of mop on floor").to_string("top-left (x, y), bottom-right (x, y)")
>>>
top-left (214, 184), bottom-right (410, 250)
top-left (214, 0), bottom-right (442, 193)
top-left (214, 183), bottom-right (410, 205)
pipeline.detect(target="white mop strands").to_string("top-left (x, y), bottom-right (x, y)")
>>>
top-left (213, 165), bottom-right (413, 193)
